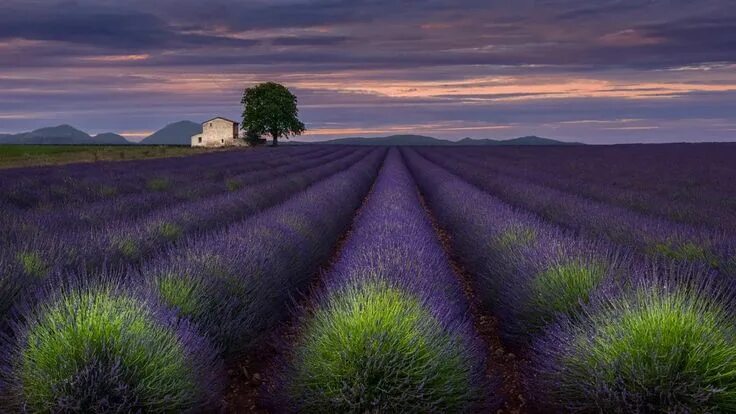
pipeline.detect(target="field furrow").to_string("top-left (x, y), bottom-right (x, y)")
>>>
top-left (0, 146), bottom-right (328, 211)
top-left (2, 143), bottom-right (735, 413)
top-left (0, 147), bottom-right (353, 239)
top-left (444, 146), bottom-right (736, 232)
top-left (416, 148), bottom-right (736, 278)
top-left (271, 149), bottom-right (495, 412)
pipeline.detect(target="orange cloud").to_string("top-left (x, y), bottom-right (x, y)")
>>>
top-left (82, 54), bottom-right (151, 62)
top-left (7, 64), bottom-right (736, 113)
top-left (290, 76), bottom-right (736, 101)
top-left (119, 130), bottom-right (153, 138)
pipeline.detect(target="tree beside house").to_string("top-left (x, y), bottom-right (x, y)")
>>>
top-left (241, 82), bottom-right (306, 146)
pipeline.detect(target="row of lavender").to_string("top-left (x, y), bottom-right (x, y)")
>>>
top-left (0, 148), bottom-right (366, 324)
top-left (405, 147), bottom-right (736, 412)
top-left (0, 147), bottom-right (352, 242)
top-left (0, 146), bottom-right (334, 256)
top-left (2, 148), bottom-right (368, 286)
top-left (271, 150), bottom-right (493, 412)
top-left (0, 145), bottom-right (336, 236)
top-left (444, 144), bottom-right (736, 233)
top-left (417, 147), bottom-right (736, 278)
top-left (0, 146), bottom-right (325, 212)
top-left (0, 149), bottom-right (386, 411)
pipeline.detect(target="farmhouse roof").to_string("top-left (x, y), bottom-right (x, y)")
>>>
top-left (202, 116), bottom-right (239, 125)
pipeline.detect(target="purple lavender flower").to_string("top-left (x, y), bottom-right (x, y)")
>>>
top-left (0, 269), bottom-right (225, 412)
top-left (277, 150), bottom-right (492, 413)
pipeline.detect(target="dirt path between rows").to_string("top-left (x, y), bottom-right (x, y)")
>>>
top-left (221, 154), bottom-right (527, 412)
top-left (417, 190), bottom-right (527, 414)
top-left (222, 170), bottom-right (382, 413)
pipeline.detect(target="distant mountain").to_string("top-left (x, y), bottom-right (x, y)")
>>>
top-left (92, 132), bottom-right (131, 145)
top-left (455, 137), bottom-right (493, 146)
top-left (503, 136), bottom-right (579, 145)
top-left (0, 124), bottom-right (577, 147)
top-left (315, 134), bottom-right (579, 146)
top-left (0, 125), bottom-right (132, 145)
top-left (25, 125), bottom-right (91, 143)
top-left (0, 120), bottom-right (202, 146)
top-left (322, 134), bottom-right (455, 146)
top-left (0, 134), bottom-right (16, 144)
top-left (139, 121), bottom-right (202, 145)
top-left (455, 136), bottom-right (580, 146)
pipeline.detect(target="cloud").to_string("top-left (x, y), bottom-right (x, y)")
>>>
top-left (0, 0), bottom-right (734, 142)
top-left (555, 1), bottom-right (647, 21)
top-left (270, 36), bottom-right (350, 46)
top-left (0, 2), bottom-right (259, 51)
top-left (2, 0), bottom-right (734, 71)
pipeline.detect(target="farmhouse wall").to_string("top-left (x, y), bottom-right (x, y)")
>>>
top-left (191, 117), bottom-right (241, 147)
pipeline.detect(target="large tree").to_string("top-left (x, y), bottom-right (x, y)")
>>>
top-left (241, 82), bottom-right (306, 146)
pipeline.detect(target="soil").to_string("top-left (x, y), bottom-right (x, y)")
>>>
top-left (222, 172), bottom-right (380, 413)
top-left (221, 340), bottom-right (277, 413)
top-left (417, 190), bottom-right (527, 414)
top-left (222, 158), bottom-right (528, 413)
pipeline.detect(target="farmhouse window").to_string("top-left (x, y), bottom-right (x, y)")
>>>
top-left (198, 137), bottom-right (202, 143)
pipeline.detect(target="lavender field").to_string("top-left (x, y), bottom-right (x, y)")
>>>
top-left (1, 144), bottom-right (735, 413)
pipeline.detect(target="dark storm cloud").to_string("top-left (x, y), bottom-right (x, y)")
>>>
top-left (565, 15), bottom-right (736, 69)
top-left (0, 2), bottom-right (259, 50)
top-left (1, 0), bottom-right (734, 69)
top-left (555, 1), bottom-right (649, 21)
top-left (644, 16), bottom-right (736, 54)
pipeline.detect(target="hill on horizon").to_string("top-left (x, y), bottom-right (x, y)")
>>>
top-left (298, 134), bottom-right (581, 146)
top-left (139, 121), bottom-right (202, 145)
top-left (0, 125), bottom-right (132, 145)
top-left (0, 124), bottom-right (579, 147)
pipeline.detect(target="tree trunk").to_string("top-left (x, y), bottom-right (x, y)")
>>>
top-left (272, 133), bottom-right (279, 146)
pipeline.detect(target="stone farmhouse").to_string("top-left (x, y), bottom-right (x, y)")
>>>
top-left (191, 117), bottom-right (244, 147)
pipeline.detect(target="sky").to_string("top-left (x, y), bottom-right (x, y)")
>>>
top-left (1, 0), bottom-right (735, 144)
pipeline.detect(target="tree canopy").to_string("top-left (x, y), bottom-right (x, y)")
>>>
top-left (241, 82), bottom-right (306, 146)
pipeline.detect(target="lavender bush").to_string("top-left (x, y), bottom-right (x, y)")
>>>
top-left (0, 147), bottom-right (348, 240)
top-left (417, 148), bottom-right (733, 277)
top-left (0, 146), bottom-right (392, 412)
top-left (0, 271), bottom-right (224, 413)
top-left (532, 263), bottom-right (736, 413)
top-left (443, 144), bottom-right (736, 233)
top-left (402, 148), bottom-right (626, 345)
top-left (2, 142), bottom-right (733, 412)
top-left (278, 150), bottom-right (491, 413)
top-left (145, 149), bottom-right (385, 357)
top-left (409, 147), bottom-right (736, 412)
top-left (0, 146), bottom-right (328, 212)
top-left (1, 148), bottom-right (368, 279)
top-left (0, 257), bottom-right (23, 328)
